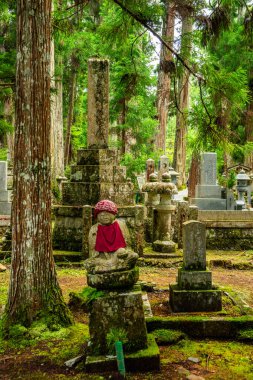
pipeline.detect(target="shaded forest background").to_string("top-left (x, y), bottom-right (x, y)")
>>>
top-left (1, 0), bottom-right (253, 188)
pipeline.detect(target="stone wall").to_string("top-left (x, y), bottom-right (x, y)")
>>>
top-left (173, 204), bottom-right (253, 250)
top-left (198, 210), bottom-right (253, 250)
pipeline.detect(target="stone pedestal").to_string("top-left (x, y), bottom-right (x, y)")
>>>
top-left (170, 220), bottom-right (222, 312)
top-left (86, 287), bottom-right (160, 372)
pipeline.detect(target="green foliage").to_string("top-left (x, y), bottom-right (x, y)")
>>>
top-left (78, 286), bottom-right (105, 305)
top-left (227, 170), bottom-right (236, 189)
top-left (106, 327), bottom-right (128, 354)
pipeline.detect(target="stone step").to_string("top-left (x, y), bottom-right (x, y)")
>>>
top-left (55, 261), bottom-right (84, 268)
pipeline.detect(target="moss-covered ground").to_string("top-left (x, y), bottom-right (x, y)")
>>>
top-left (1, 250), bottom-right (253, 378)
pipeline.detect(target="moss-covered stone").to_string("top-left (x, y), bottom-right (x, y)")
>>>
top-left (88, 288), bottom-right (148, 355)
top-left (85, 334), bottom-right (160, 372)
top-left (169, 283), bottom-right (222, 312)
top-left (87, 267), bottom-right (139, 290)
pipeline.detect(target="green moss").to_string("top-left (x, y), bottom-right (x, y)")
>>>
top-left (0, 319), bottom-right (89, 360)
top-left (237, 328), bottom-right (253, 341)
top-left (152, 329), bottom-right (186, 345)
top-left (69, 286), bottom-right (105, 310)
top-left (126, 334), bottom-right (159, 359)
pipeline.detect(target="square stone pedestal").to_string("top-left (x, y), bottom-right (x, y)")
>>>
top-left (85, 334), bottom-right (160, 373)
top-left (169, 284), bottom-right (222, 312)
top-left (88, 287), bottom-right (147, 356)
top-left (177, 269), bottom-right (212, 290)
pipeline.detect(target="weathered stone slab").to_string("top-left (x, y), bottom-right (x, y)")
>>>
top-left (191, 198), bottom-right (226, 210)
top-left (52, 215), bottom-right (83, 251)
top-left (53, 205), bottom-right (83, 217)
top-left (62, 182), bottom-right (100, 205)
top-left (199, 152), bottom-right (217, 185)
top-left (0, 161), bottom-right (7, 191)
top-left (196, 185), bottom-right (221, 198)
top-left (88, 288), bottom-right (148, 355)
top-left (178, 268), bottom-right (212, 290)
top-left (169, 284), bottom-right (222, 312)
top-left (87, 59), bottom-right (109, 148)
top-left (183, 221), bottom-right (206, 270)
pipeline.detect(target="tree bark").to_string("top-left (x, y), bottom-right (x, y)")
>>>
top-left (173, 11), bottom-right (193, 187)
top-left (155, 1), bottom-right (175, 152)
top-left (244, 99), bottom-right (253, 168)
top-left (51, 41), bottom-right (65, 182)
top-left (5, 0), bottom-right (72, 329)
top-left (64, 67), bottom-right (77, 167)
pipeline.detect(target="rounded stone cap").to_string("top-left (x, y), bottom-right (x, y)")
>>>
top-left (236, 169), bottom-right (250, 181)
top-left (149, 173), bottom-right (158, 182)
top-left (87, 267), bottom-right (139, 290)
top-left (162, 172), bottom-right (171, 182)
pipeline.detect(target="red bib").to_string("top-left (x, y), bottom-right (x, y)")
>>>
top-left (95, 221), bottom-right (126, 252)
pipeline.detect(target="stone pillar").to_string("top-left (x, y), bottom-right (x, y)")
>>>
top-left (152, 173), bottom-right (176, 253)
top-left (142, 173), bottom-right (159, 243)
top-left (87, 58), bottom-right (109, 148)
top-left (170, 220), bottom-right (222, 312)
top-left (183, 221), bottom-right (206, 270)
top-left (158, 155), bottom-right (169, 180)
top-left (146, 158), bottom-right (155, 182)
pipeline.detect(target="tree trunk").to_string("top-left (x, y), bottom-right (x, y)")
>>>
top-left (51, 43), bottom-right (65, 182)
top-left (188, 153), bottom-right (200, 198)
top-left (64, 68), bottom-right (77, 167)
top-left (5, 0), bottom-right (72, 329)
top-left (244, 99), bottom-right (253, 168)
top-left (4, 96), bottom-right (15, 163)
top-left (155, 1), bottom-right (175, 152)
top-left (173, 11), bottom-right (193, 187)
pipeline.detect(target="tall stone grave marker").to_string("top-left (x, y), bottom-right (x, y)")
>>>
top-left (191, 152), bottom-right (226, 210)
top-left (170, 220), bottom-right (222, 312)
top-left (53, 59), bottom-right (144, 257)
top-left (87, 58), bottom-right (109, 148)
top-left (0, 161), bottom-right (11, 215)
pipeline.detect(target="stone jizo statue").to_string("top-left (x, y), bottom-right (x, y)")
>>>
top-left (85, 200), bottom-right (138, 274)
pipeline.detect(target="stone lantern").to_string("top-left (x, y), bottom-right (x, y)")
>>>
top-left (168, 167), bottom-right (179, 186)
top-left (236, 170), bottom-right (251, 209)
top-left (152, 172), bottom-right (177, 253)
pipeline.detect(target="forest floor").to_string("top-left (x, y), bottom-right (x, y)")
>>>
top-left (1, 250), bottom-right (253, 379)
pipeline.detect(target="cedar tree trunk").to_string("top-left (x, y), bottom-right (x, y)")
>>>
top-left (173, 11), bottom-right (192, 186)
top-left (155, 1), bottom-right (175, 152)
top-left (5, 0), bottom-right (72, 329)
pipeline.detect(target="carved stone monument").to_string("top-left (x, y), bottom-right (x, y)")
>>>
top-left (191, 153), bottom-right (226, 210)
top-left (85, 200), bottom-right (160, 372)
top-left (53, 59), bottom-right (144, 257)
top-left (170, 220), bottom-right (222, 312)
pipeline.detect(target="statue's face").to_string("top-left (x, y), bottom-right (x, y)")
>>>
top-left (97, 211), bottom-right (116, 225)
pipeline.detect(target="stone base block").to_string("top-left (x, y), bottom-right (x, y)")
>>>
top-left (88, 288), bottom-right (148, 355)
top-left (169, 284), bottom-right (222, 312)
top-left (178, 269), bottom-right (212, 290)
top-left (152, 240), bottom-right (176, 253)
top-left (85, 334), bottom-right (160, 373)
top-left (0, 202), bottom-right (11, 215)
top-left (196, 184), bottom-right (221, 198)
top-left (0, 190), bottom-right (9, 202)
top-left (191, 198), bottom-right (226, 210)
top-left (87, 267), bottom-right (139, 290)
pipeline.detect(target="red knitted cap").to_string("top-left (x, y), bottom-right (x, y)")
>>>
top-left (94, 200), bottom-right (118, 217)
